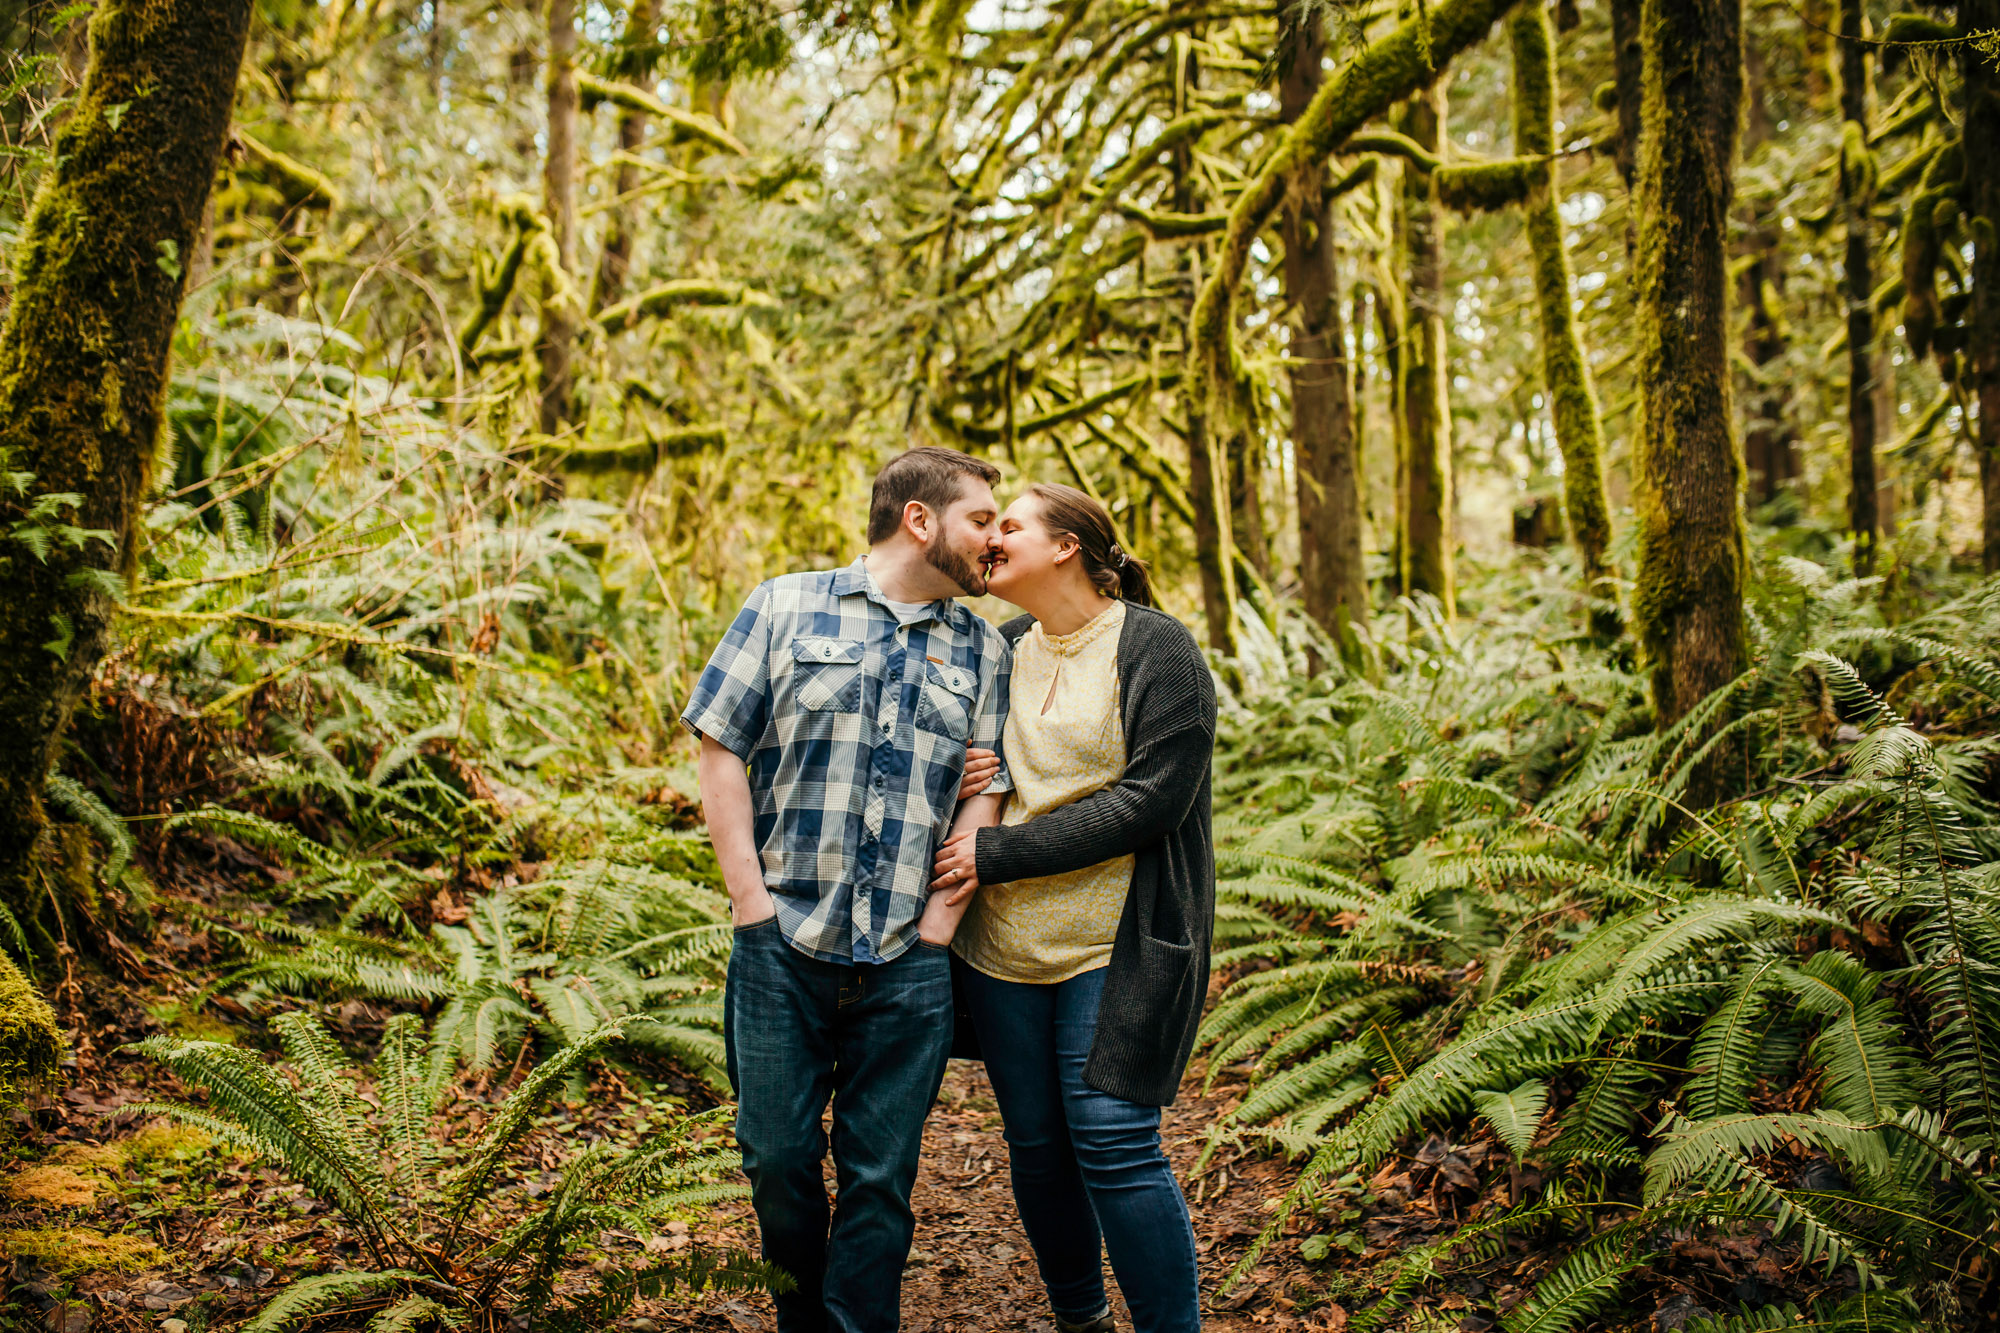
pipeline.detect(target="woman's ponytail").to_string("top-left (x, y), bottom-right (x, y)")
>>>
top-left (1026, 483), bottom-right (1155, 608)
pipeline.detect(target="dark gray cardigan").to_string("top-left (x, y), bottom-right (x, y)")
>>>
top-left (972, 602), bottom-right (1217, 1106)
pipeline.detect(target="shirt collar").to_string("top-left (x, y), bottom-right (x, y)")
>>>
top-left (835, 556), bottom-right (962, 629)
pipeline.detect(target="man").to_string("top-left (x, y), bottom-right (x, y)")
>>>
top-left (682, 446), bottom-right (1013, 1333)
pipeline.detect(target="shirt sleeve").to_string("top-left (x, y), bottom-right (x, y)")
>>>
top-left (970, 631), bottom-right (1014, 795)
top-left (679, 581), bottom-right (774, 760)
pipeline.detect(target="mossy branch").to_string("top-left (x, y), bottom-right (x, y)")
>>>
top-left (1185, 0), bottom-right (1519, 411)
top-left (458, 198), bottom-right (545, 357)
top-left (577, 72), bottom-right (748, 158)
top-left (941, 370), bottom-right (1183, 446)
top-left (1436, 156), bottom-right (1541, 211)
top-left (1114, 201), bottom-right (1230, 237)
top-left (1900, 139), bottom-right (1962, 358)
top-left (596, 280), bottom-right (777, 335)
top-left (1345, 130), bottom-right (1443, 170)
top-left (236, 131), bottom-right (341, 210)
top-left (548, 425), bottom-right (727, 474)
top-left (1881, 12), bottom-right (1963, 44)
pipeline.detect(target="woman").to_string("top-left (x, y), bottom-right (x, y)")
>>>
top-left (920, 483), bottom-right (1216, 1333)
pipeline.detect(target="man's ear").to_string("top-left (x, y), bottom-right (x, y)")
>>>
top-left (902, 499), bottom-right (932, 543)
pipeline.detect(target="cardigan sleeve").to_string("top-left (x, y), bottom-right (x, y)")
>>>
top-left (974, 620), bottom-right (1213, 886)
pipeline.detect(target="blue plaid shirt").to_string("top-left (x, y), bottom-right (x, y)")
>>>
top-left (681, 559), bottom-right (1013, 964)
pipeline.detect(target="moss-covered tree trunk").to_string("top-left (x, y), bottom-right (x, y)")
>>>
top-left (1174, 39), bottom-right (1240, 659)
top-left (1510, 2), bottom-right (1615, 597)
top-left (537, 0), bottom-right (580, 437)
top-left (1632, 0), bottom-right (1748, 748)
top-left (0, 0), bottom-right (253, 910)
top-left (1609, 0), bottom-right (1644, 197)
top-left (1838, 0), bottom-right (1879, 574)
top-left (1230, 430), bottom-right (1272, 582)
top-left (590, 0), bottom-right (658, 314)
top-left (1279, 3), bottom-right (1372, 671)
top-left (1964, 0), bottom-right (2000, 572)
top-left (1399, 87), bottom-right (1456, 619)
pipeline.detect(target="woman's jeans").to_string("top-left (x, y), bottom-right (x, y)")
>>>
top-left (725, 918), bottom-right (955, 1333)
top-left (955, 957), bottom-right (1203, 1332)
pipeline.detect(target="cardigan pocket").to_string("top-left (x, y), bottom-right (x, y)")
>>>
top-left (1131, 932), bottom-right (1197, 1013)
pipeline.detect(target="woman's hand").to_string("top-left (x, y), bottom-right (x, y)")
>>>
top-left (930, 830), bottom-right (981, 906)
top-left (957, 748), bottom-right (1000, 801)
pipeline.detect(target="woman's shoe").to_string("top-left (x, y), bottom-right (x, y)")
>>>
top-left (1055, 1309), bottom-right (1117, 1333)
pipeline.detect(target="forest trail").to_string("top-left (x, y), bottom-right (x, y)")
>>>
top-left (659, 1060), bottom-right (1305, 1333)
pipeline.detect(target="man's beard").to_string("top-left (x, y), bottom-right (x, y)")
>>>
top-left (926, 539), bottom-right (987, 596)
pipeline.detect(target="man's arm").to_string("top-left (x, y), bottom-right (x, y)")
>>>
top-left (698, 733), bottom-right (778, 928)
top-left (915, 791), bottom-right (1006, 944)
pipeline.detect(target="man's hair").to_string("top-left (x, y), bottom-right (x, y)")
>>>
top-left (866, 446), bottom-right (1001, 544)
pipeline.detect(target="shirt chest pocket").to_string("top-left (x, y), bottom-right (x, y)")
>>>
top-left (914, 660), bottom-right (978, 739)
top-left (790, 636), bottom-right (864, 712)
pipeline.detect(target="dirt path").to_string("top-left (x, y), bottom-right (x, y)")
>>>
top-left (658, 1059), bottom-right (1310, 1332)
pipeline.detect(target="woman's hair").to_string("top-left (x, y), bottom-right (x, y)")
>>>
top-left (1023, 483), bottom-right (1155, 607)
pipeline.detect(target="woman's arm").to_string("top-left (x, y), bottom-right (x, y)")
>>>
top-left (970, 718), bottom-right (1210, 885)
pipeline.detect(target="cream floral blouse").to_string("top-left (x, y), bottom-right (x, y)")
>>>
top-left (953, 599), bottom-right (1131, 984)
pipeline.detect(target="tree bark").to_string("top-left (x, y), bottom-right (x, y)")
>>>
top-left (1964, 0), bottom-right (2000, 572)
top-left (1609, 0), bottom-right (1644, 195)
top-left (1173, 38), bottom-right (1240, 660)
top-left (1279, 3), bottom-right (1372, 671)
top-left (1509, 2), bottom-right (1615, 599)
top-left (1632, 0), bottom-right (1748, 746)
top-left (0, 0), bottom-right (254, 908)
top-left (1399, 86), bottom-right (1456, 619)
top-left (590, 0), bottom-right (658, 314)
top-left (1839, 0), bottom-right (1879, 574)
top-left (538, 0), bottom-right (580, 437)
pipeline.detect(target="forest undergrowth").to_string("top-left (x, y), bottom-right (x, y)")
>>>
top-left (3, 320), bottom-right (1996, 1328)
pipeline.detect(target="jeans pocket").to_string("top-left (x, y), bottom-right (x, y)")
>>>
top-left (733, 914), bottom-right (780, 936)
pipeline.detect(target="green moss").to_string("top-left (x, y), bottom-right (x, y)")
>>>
top-left (1631, 0), bottom-right (1750, 739)
top-left (1436, 156), bottom-right (1540, 212)
top-left (0, 0), bottom-right (254, 906)
top-left (1185, 0), bottom-right (1519, 413)
top-left (1900, 140), bottom-right (1962, 359)
top-left (550, 425), bottom-right (728, 475)
top-left (0, 952), bottom-right (62, 1104)
top-left (1881, 12), bottom-right (1962, 43)
top-left (236, 131), bottom-right (341, 211)
top-left (1508, 2), bottom-right (1616, 595)
top-left (595, 278), bottom-right (776, 335)
top-left (0, 1227), bottom-right (164, 1274)
top-left (1398, 87), bottom-right (1455, 621)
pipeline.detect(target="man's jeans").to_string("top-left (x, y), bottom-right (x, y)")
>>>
top-left (724, 917), bottom-right (954, 1333)
top-left (955, 958), bottom-right (1203, 1333)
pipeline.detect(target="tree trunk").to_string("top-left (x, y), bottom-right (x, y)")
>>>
top-left (590, 0), bottom-right (658, 314)
top-left (538, 0), bottom-right (580, 437)
top-left (1964, 0), bottom-right (2000, 572)
top-left (1632, 0), bottom-right (1748, 745)
top-left (1398, 86), bottom-right (1455, 619)
top-left (1509, 2), bottom-right (1615, 600)
top-left (1372, 281), bottom-right (1408, 597)
top-left (1609, 0), bottom-right (1644, 196)
top-left (0, 0), bottom-right (254, 908)
top-left (1231, 430), bottom-right (1271, 582)
top-left (1839, 0), bottom-right (1879, 574)
top-left (1279, 4), bottom-right (1372, 671)
top-left (1174, 38), bottom-right (1240, 659)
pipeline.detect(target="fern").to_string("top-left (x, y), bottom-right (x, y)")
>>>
top-left (137, 1010), bottom-right (766, 1328)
